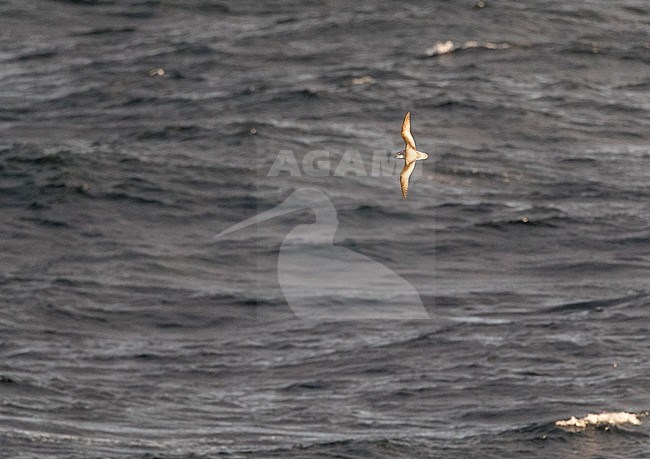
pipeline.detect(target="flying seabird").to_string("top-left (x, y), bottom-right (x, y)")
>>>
top-left (395, 112), bottom-right (429, 199)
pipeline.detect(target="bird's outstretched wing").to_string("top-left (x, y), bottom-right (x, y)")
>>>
top-left (400, 161), bottom-right (416, 199)
top-left (401, 112), bottom-right (416, 150)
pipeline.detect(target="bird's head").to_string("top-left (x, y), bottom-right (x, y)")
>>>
top-left (394, 150), bottom-right (405, 159)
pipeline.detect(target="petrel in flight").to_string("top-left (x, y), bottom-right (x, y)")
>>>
top-left (395, 112), bottom-right (429, 199)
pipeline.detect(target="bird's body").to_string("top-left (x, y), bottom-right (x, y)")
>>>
top-left (396, 112), bottom-right (429, 199)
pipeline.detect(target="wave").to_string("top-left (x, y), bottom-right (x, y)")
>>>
top-left (545, 292), bottom-right (648, 313)
top-left (556, 411), bottom-right (645, 431)
top-left (424, 40), bottom-right (514, 57)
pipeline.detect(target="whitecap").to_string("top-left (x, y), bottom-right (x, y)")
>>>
top-left (556, 411), bottom-right (642, 430)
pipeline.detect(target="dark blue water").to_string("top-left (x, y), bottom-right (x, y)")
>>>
top-left (1, 0), bottom-right (649, 457)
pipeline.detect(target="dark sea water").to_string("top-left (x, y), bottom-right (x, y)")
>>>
top-left (1, 0), bottom-right (650, 457)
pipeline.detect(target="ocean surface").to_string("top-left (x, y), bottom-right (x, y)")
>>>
top-left (1, 0), bottom-right (650, 457)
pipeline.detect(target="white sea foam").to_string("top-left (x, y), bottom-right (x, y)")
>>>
top-left (425, 40), bottom-right (511, 56)
top-left (556, 412), bottom-right (642, 430)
